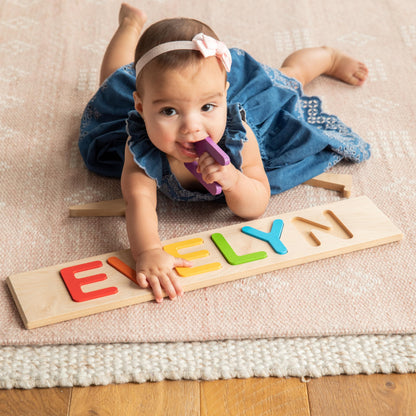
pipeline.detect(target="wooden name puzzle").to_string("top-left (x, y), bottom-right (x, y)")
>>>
top-left (7, 196), bottom-right (403, 329)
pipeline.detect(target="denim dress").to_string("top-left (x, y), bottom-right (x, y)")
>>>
top-left (79, 48), bottom-right (370, 200)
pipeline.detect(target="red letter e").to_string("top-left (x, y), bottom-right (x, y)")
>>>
top-left (60, 261), bottom-right (118, 302)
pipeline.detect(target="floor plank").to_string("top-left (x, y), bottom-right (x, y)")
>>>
top-left (3, 374), bottom-right (416, 415)
top-left (69, 380), bottom-right (200, 416)
top-left (0, 387), bottom-right (71, 416)
top-left (307, 374), bottom-right (416, 416)
top-left (200, 377), bottom-right (310, 416)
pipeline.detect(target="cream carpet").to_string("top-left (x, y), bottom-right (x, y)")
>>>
top-left (1, 0), bottom-right (415, 387)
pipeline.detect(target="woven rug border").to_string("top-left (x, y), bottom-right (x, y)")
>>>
top-left (1, 334), bottom-right (416, 389)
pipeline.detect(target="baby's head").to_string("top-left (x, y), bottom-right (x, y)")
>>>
top-left (133, 18), bottom-right (232, 163)
top-left (134, 18), bottom-right (228, 95)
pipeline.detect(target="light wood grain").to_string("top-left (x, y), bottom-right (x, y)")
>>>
top-left (0, 387), bottom-right (70, 416)
top-left (69, 381), bottom-right (199, 416)
top-left (304, 173), bottom-right (353, 198)
top-left (201, 378), bottom-right (310, 416)
top-left (307, 374), bottom-right (416, 416)
top-left (7, 196), bottom-right (403, 329)
top-left (2, 374), bottom-right (416, 415)
top-left (69, 198), bottom-right (126, 217)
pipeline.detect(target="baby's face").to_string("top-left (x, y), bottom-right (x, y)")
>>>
top-left (134, 57), bottom-right (228, 162)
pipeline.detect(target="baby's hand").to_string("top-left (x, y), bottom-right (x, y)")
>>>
top-left (197, 152), bottom-right (238, 191)
top-left (135, 248), bottom-right (192, 303)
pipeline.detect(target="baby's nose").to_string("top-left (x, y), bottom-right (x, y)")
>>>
top-left (181, 113), bottom-right (202, 134)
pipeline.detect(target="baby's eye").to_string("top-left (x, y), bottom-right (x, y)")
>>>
top-left (201, 103), bottom-right (215, 112)
top-left (161, 107), bottom-right (177, 117)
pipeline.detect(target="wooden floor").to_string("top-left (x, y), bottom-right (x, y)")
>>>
top-left (1, 373), bottom-right (416, 415)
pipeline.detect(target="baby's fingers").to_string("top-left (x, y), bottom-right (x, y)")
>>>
top-left (160, 273), bottom-right (179, 301)
top-left (136, 256), bottom-right (190, 302)
top-left (137, 271), bottom-right (169, 303)
top-left (136, 272), bottom-right (149, 288)
top-left (137, 271), bottom-right (164, 303)
top-left (174, 257), bottom-right (193, 268)
top-left (172, 258), bottom-right (192, 296)
top-left (148, 273), bottom-right (180, 303)
top-left (165, 271), bottom-right (184, 299)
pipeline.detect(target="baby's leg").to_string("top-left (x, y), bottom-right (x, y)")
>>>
top-left (100, 3), bottom-right (147, 84)
top-left (280, 46), bottom-right (368, 88)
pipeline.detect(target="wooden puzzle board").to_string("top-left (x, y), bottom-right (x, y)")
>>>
top-left (7, 196), bottom-right (403, 329)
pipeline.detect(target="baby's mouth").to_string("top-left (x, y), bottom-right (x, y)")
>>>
top-left (179, 142), bottom-right (198, 158)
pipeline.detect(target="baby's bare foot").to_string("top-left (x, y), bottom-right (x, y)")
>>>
top-left (119, 3), bottom-right (147, 36)
top-left (325, 47), bottom-right (369, 86)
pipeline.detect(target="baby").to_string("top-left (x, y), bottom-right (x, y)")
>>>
top-left (79, 3), bottom-right (370, 303)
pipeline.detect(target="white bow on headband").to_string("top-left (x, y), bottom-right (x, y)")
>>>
top-left (135, 33), bottom-right (232, 76)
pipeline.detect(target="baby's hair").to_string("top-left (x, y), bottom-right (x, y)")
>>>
top-left (134, 18), bottom-right (221, 94)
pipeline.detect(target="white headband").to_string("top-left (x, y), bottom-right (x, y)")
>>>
top-left (135, 33), bottom-right (232, 76)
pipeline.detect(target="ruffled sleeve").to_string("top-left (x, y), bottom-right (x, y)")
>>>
top-left (220, 103), bottom-right (247, 170)
top-left (126, 110), bottom-right (167, 187)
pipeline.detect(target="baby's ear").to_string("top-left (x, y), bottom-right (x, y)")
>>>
top-left (133, 91), bottom-right (144, 116)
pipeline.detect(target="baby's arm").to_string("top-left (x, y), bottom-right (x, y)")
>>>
top-left (121, 143), bottom-right (191, 302)
top-left (198, 123), bottom-right (270, 219)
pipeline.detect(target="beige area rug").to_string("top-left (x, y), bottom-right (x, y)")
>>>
top-left (1, 0), bottom-right (416, 387)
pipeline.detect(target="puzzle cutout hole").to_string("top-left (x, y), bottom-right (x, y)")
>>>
top-left (292, 210), bottom-right (354, 246)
